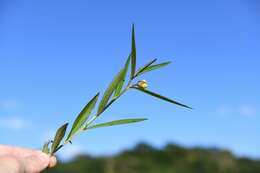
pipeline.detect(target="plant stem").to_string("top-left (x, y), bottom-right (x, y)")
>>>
top-left (53, 80), bottom-right (133, 154)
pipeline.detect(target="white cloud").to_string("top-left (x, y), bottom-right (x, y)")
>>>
top-left (238, 105), bottom-right (257, 118)
top-left (216, 104), bottom-right (257, 119)
top-left (0, 99), bottom-right (20, 109)
top-left (58, 144), bottom-right (83, 161)
top-left (0, 116), bottom-right (31, 131)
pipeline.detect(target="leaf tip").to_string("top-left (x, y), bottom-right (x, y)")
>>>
top-left (132, 23), bottom-right (135, 30)
top-left (186, 105), bottom-right (194, 110)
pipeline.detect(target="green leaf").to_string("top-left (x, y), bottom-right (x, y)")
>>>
top-left (135, 58), bottom-right (157, 77)
top-left (42, 141), bottom-right (50, 154)
top-left (87, 118), bottom-right (147, 130)
top-left (51, 123), bottom-right (68, 153)
top-left (97, 68), bottom-right (126, 114)
top-left (66, 93), bottom-right (99, 141)
top-left (136, 61), bottom-right (171, 77)
top-left (131, 24), bottom-right (136, 79)
top-left (132, 87), bottom-right (192, 109)
top-left (114, 54), bottom-right (131, 97)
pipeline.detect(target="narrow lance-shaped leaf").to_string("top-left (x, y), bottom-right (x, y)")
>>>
top-left (86, 118), bottom-right (147, 130)
top-left (66, 93), bottom-right (99, 141)
top-left (51, 123), bottom-right (68, 154)
top-left (136, 61), bottom-right (171, 77)
top-left (97, 68), bottom-right (125, 114)
top-left (131, 24), bottom-right (136, 79)
top-left (132, 87), bottom-right (192, 109)
top-left (42, 141), bottom-right (51, 154)
top-left (114, 54), bottom-right (131, 97)
top-left (134, 58), bottom-right (157, 77)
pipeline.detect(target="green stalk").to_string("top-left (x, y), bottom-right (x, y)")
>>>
top-left (45, 26), bottom-right (192, 156)
top-left (53, 80), bottom-right (133, 154)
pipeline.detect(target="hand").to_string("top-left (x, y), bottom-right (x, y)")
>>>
top-left (0, 145), bottom-right (56, 173)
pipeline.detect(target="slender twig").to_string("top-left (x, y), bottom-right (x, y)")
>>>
top-left (53, 79), bottom-right (134, 154)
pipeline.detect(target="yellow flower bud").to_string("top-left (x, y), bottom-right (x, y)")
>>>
top-left (137, 80), bottom-right (148, 89)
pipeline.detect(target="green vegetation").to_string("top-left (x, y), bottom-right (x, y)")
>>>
top-left (43, 25), bottom-right (191, 156)
top-left (43, 143), bottom-right (260, 173)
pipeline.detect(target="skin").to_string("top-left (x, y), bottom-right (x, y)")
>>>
top-left (0, 145), bottom-right (56, 173)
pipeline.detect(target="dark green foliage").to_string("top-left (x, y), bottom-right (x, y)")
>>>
top-left (135, 61), bottom-right (171, 77)
top-left (43, 143), bottom-right (260, 173)
top-left (43, 25), bottom-right (191, 155)
top-left (134, 58), bottom-right (157, 77)
top-left (87, 118), bottom-right (147, 130)
top-left (131, 24), bottom-right (136, 79)
top-left (51, 123), bottom-right (69, 154)
top-left (42, 141), bottom-right (51, 154)
top-left (97, 69), bottom-right (126, 114)
top-left (67, 93), bottom-right (99, 141)
top-left (132, 86), bottom-right (192, 109)
top-left (114, 54), bottom-right (131, 97)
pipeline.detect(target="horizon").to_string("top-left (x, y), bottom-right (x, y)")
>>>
top-left (56, 141), bottom-right (260, 161)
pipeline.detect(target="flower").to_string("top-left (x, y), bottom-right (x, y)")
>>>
top-left (137, 80), bottom-right (148, 89)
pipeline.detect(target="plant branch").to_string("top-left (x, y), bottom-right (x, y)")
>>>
top-left (53, 79), bottom-right (133, 154)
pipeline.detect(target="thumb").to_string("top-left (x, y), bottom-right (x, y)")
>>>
top-left (22, 152), bottom-right (50, 173)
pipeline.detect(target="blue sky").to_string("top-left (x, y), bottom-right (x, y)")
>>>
top-left (0, 0), bottom-right (259, 160)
